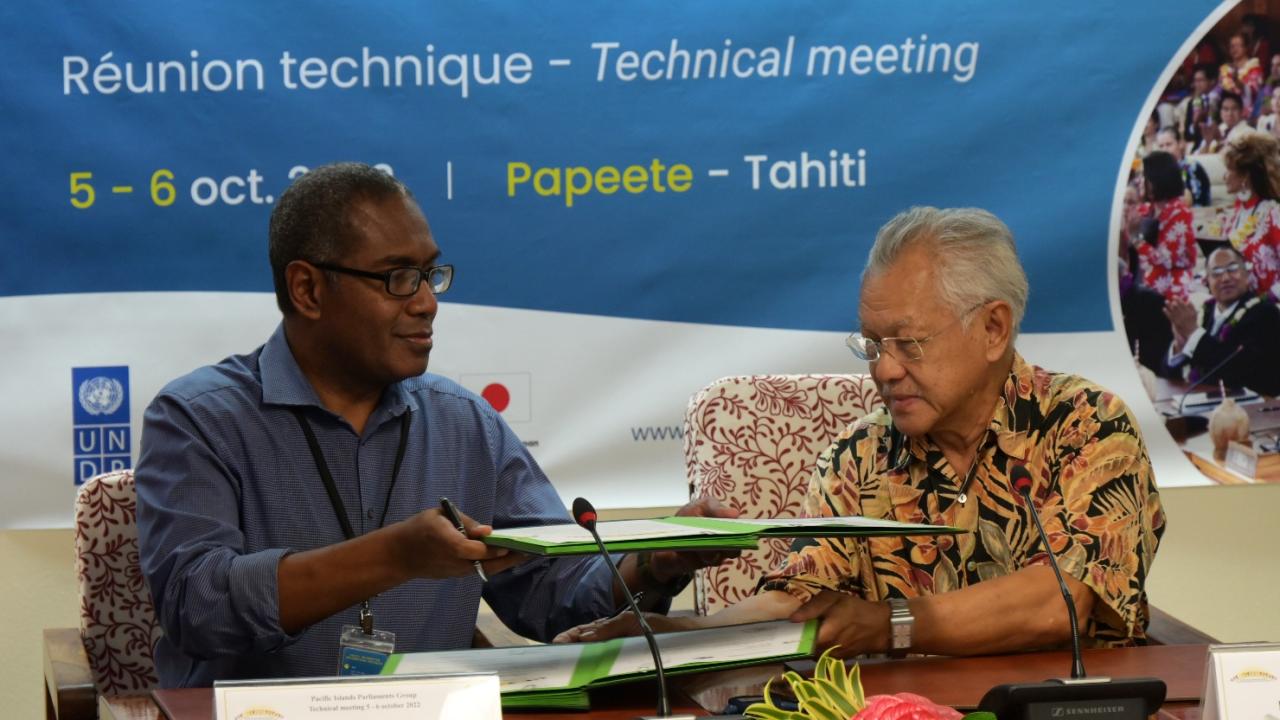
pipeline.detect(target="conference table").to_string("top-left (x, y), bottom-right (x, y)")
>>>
top-left (97, 643), bottom-right (1207, 719)
top-left (1151, 376), bottom-right (1280, 484)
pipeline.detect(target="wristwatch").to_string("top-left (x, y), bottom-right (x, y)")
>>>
top-left (888, 598), bottom-right (913, 657)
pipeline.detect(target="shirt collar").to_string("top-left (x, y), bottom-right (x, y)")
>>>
top-left (1213, 299), bottom-right (1241, 321)
top-left (990, 352), bottom-right (1034, 464)
top-left (259, 323), bottom-right (413, 423)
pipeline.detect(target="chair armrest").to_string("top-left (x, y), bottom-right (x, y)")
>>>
top-left (43, 627), bottom-right (96, 720)
top-left (1147, 606), bottom-right (1220, 646)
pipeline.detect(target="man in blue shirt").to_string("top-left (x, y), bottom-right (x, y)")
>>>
top-left (136, 162), bottom-right (729, 687)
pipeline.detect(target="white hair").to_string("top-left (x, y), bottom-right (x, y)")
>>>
top-left (864, 206), bottom-right (1029, 337)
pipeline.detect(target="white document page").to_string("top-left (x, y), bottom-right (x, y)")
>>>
top-left (608, 620), bottom-right (807, 676)
top-left (491, 518), bottom-right (724, 544)
top-left (727, 516), bottom-right (932, 529)
top-left (389, 643), bottom-right (580, 693)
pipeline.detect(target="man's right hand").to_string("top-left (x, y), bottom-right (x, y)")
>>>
top-left (391, 508), bottom-right (523, 580)
top-left (278, 506), bottom-right (523, 633)
top-left (1163, 298), bottom-right (1199, 349)
top-left (552, 610), bottom-right (692, 644)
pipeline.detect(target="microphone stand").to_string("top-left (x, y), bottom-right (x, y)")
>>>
top-left (1017, 473), bottom-right (1085, 680)
top-left (977, 466), bottom-right (1165, 719)
top-left (1165, 345), bottom-right (1245, 443)
top-left (1173, 345), bottom-right (1246, 417)
top-left (573, 498), bottom-right (696, 720)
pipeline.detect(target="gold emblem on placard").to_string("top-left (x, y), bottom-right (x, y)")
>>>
top-left (235, 708), bottom-right (284, 720)
top-left (1229, 667), bottom-right (1277, 682)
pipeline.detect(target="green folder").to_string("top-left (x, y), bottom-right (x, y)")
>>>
top-left (382, 619), bottom-right (818, 710)
top-left (484, 514), bottom-right (963, 556)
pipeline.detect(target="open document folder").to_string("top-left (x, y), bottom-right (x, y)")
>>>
top-left (382, 619), bottom-right (817, 710)
top-left (484, 514), bottom-right (963, 555)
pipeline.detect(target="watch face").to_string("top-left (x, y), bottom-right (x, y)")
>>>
top-left (892, 625), bottom-right (911, 649)
top-left (889, 599), bottom-right (913, 650)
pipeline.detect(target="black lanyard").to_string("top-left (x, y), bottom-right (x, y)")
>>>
top-left (292, 408), bottom-right (411, 540)
top-left (292, 408), bottom-right (410, 635)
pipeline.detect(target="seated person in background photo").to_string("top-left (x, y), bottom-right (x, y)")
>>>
top-left (1220, 34), bottom-right (1263, 118)
top-left (1257, 89), bottom-right (1280, 135)
top-left (1119, 256), bottom-right (1176, 377)
top-left (1129, 151), bottom-right (1198, 301)
top-left (1179, 64), bottom-right (1219, 150)
top-left (1192, 112), bottom-right (1224, 155)
top-left (1218, 91), bottom-right (1253, 146)
top-left (1136, 114), bottom-right (1159, 158)
top-left (558, 207), bottom-right (1166, 657)
top-left (1241, 15), bottom-right (1272, 76)
top-left (1155, 127), bottom-right (1211, 207)
top-left (1165, 246), bottom-right (1280, 397)
top-left (1222, 131), bottom-right (1280, 300)
top-left (136, 162), bottom-right (734, 687)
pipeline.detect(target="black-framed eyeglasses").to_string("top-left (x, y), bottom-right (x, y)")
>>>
top-left (846, 302), bottom-right (987, 363)
top-left (311, 262), bottom-right (454, 297)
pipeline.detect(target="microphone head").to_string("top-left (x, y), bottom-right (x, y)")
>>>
top-left (572, 497), bottom-right (597, 530)
top-left (1011, 464), bottom-right (1033, 495)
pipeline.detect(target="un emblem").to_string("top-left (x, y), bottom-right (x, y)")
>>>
top-left (78, 376), bottom-right (125, 417)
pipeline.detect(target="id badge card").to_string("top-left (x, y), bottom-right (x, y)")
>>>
top-left (338, 625), bottom-right (396, 676)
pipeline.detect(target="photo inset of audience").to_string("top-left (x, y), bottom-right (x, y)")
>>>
top-left (1121, 10), bottom-right (1280, 407)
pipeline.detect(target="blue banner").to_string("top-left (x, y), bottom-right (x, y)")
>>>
top-left (3, 2), bottom-right (1214, 332)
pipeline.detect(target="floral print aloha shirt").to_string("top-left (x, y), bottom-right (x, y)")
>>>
top-left (760, 354), bottom-right (1165, 647)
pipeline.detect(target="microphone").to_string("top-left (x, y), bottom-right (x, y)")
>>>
top-left (977, 465), bottom-right (1165, 719)
top-left (1173, 344), bottom-right (1246, 417)
top-left (572, 497), bottom-right (694, 720)
top-left (1011, 464), bottom-right (1085, 679)
top-left (1165, 345), bottom-right (1245, 443)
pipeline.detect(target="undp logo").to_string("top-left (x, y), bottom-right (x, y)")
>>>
top-left (72, 366), bottom-right (131, 484)
top-left (78, 376), bottom-right (125, 417)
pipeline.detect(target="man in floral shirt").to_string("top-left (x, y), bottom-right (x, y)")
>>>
top-left (559, 207), bottom-right (1165, 658)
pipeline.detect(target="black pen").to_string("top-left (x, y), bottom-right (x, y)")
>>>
top-left (439, 497), bottom-right (488, 582)
top-left (609, 591), bottom-right (645, 620)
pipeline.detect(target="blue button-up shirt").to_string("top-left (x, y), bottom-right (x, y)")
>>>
top-left (136, 325), bottom-right (615, 687)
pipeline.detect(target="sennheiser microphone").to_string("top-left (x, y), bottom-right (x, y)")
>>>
top-left (977, 465), bottom-right (1165, 719)
top-left (572, 497), bottom-right (695, 720)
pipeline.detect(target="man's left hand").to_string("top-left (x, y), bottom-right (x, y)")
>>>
top-left (789, 590), bottom-right (891, 659)
top-left (645, 497), bottom-right (741, 584)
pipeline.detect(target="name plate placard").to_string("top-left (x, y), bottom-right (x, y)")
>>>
top-left (213, 672), bottom-right (501, 720)
top-left (1200, 642), bottom-right (1280, 720)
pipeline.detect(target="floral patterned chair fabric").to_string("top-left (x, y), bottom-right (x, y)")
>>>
top-left (74, 469), bottom-right (162, 695)
top-left (684, 374), bottom-right (882, 615)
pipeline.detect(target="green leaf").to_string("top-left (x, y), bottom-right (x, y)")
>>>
top-left (795, 699), bottom-right (845, 720)
top-left (826, 657), bottom-right (853, 699)
top-left (813, 677), bottom-right (858, 717)
top-left (751, 647), bottom-right (870, 720)
top-left (962, 713), bottom-right (998, 720)
top-left (743, 703), bottom-right (808, 720)
top-left (848, 662), bottom-right (865, 708)
top-left (814, 653), bottom-right (840, 686)
top-left (782, 670), bottom-right (816, 700)
top-left (791, 680), bottom-right (824, 706)
top-left (744, 679), bottom-right (810, 720)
